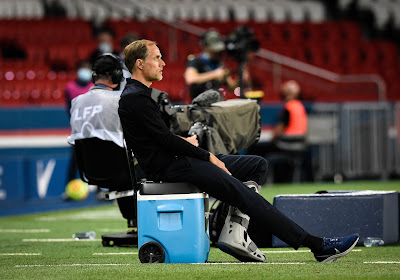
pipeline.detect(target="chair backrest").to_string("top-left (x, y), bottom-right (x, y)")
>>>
top-left (74, 138), bottom-right (136, 190)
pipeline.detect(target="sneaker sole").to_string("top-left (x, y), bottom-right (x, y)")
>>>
top-left (319, 236), bottom-right (359, 263)
top-left (217, 241), bottom-right (265, 262)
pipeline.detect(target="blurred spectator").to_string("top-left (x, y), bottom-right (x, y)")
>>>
top-left (184, 29), bottom-right (246, 100)
top-left (271, 80), bottom-right (308, 148)
top-left (88, 27), bottom-right (119, 66)
top-left (248, 80), bottom-right (308, 182)
top-left (64, 61), bottom-right (94, 116)
top-left (64, 60), bottom-right (94, 182)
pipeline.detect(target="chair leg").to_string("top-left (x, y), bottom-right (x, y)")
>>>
top-left (266, 161), bottom-right (274, 184)
top-left (292, 157), bottom-right (302, 183)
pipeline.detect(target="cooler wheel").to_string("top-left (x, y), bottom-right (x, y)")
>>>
top-left (138, 241), bottom-right (165, 263)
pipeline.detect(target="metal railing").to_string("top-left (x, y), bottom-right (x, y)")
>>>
top-left (310, 102), bottom-right (393, 181)
top-left (255, 49), bottom-right (387, 101)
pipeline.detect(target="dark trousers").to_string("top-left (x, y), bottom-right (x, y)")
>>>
top-left (160, 154), bottom-right (307, 249)
top-left (115, 193), bottom-right (136, 224)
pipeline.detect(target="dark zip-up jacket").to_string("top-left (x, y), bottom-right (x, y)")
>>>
top-left (118, 78), bottom-right (210, 180)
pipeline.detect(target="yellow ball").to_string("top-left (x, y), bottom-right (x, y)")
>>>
top-left (65, 179), bottom-right (89, 200)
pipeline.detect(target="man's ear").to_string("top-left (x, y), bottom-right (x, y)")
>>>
top-left (137, 59), bottom-right (144, 70)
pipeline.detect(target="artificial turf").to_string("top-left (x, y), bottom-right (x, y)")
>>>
top-left (1, 180), bottom-right (399, 280)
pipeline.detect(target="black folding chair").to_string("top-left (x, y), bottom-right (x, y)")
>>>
top-left (74, 138), bottom-right (137, 190)
top-left (73, 137), bottom-right (138, 247)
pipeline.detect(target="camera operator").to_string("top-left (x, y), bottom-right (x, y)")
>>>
top-left (184, 29), bottom-right (245, 100)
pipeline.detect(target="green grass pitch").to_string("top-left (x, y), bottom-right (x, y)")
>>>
top-left (1, 180), bottom-right (399, 280)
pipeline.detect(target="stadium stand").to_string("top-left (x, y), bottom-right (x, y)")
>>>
top-left (0, 0), bottom-right (399, 105)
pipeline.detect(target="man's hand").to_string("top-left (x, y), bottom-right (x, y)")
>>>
top-left (213, 67), bottom-right (228, 81)
top-left (183, 135), bottom-right (199, 147)
top-left (209, 153), bottom-right (231, 175)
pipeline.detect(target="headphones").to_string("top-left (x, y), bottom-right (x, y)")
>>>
top-left (200, 31), bottom-right (211, 47)
top-left (200, 30), bottom-right (222, 47)
top-left (92, 53), bottom-right (124, 84)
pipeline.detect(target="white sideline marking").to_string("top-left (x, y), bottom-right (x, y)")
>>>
top-left (36, 209), bottom-right (121, 221)
top-left (23, 239), bottom-right (101, 242)
top-left (262, 249), bottom-right (362, 254)
top-left (364, 261), bottom-right (400, 264)
top-left (0, 229), bottom-right (50, 233)
top-left (196, 262), bottom-right (305, 265)
top-left (98, 228), bottom-right (126, 232)
top-left (15, 263), bottom-right (131, 268)
top-left (262, 250), bottom-right (311, 254)
top-left (0, 253), bottom-right (41, 256)
top-left (15, 262), bottom-right (305, 267)
top-left (93, 252), bottom-right (138, 255)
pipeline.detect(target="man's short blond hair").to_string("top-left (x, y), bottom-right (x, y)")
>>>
top-left (124, 39), bottom-right (157, 73)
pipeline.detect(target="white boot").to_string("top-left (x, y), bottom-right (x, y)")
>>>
top-left (217, 181), bottom-right (265, 262)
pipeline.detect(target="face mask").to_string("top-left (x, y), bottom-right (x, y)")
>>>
top-left (202, 52), bottom-right (211, 60)
top-left (99, 41), bottom-right (113, 53)
top-left (77, 68), bottom-right (92, 83)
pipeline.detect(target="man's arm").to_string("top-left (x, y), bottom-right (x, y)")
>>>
top-left (272, 123), bottom-right (285, 140)
top-left (133, 93), bottom-right (210, 160)
top-left (209, 152), bottom-right (231, 175)
top-left (273, 108), bottom-right (289, 140)
top-left (141, 95), bottom-right (232, 174)
top-left (180, 135), bottom-right (199, 147)
top-left (126, 92), bottom-right (231, 174)
top-left (184, 66), bottom-right (226, 85)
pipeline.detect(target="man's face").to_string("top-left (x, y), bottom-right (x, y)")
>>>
top-left (98, 32), bottom-right (113, 44)
top-left (142, 44), bottom-right (165, 82)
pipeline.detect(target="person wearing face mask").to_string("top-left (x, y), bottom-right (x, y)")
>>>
top-left (184, 29), bottom-right (248, 101)
top-left (64, 61), bottom-right (94, 115)
top-left (89, 27), bottom-right (119, 67)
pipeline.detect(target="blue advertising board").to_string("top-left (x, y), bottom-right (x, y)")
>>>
top-left (25, 154), bottom-right (69, 199)
top-left (0, 157), bottom-right (26, 202)
top-left (0, 153), bottom-right (69, 203)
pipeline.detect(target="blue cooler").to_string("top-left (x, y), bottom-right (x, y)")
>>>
top-left (137, 182), bottom-right (210, 263)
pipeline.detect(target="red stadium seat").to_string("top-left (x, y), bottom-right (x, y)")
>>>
top-left (339, 21), bottom-right (362, 42)
top-left (284, 23), bottom-right (306, 44)
top-left (24, 44), bottom-right (47, 63)
top-left (374, 40), bottom-right (399, 66)
top-left (48, 44), bottom-right (77, 70)
top-left (304, 22), bottom-right (325, 42)
top-left (76, 42), bottom-right (97, 63)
